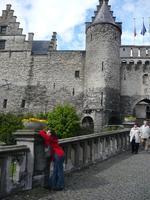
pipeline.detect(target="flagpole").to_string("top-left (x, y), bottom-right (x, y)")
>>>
top-left (143, 17), bottom-right (144, 44)
top-left (133, 18), bottom-right (136, 45)
top-left (149, 17), bottom-right (150, 44)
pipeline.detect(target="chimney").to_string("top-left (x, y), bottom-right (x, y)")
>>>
top-left (28, 32), bottom-right (34, 41)
top-left (6, 4), bottom-right (11, 11)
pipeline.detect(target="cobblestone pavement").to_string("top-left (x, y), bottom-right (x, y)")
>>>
top-left (3, 151), bottom-right (150, 200)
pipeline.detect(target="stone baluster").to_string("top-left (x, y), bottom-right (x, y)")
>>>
top-left (83, 140), bottom-right (89, 165)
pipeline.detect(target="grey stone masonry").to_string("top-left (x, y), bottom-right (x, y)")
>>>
top-left (0, 1), bottom-right (150, 130)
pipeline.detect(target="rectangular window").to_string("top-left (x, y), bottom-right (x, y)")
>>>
top-left (21, 100), bottom-right (26, 108)
top-left (72, 88), bottom-right (75, 96)
top-left (0, 26), bottom-right (7, 34)
top-left (0, 40), bottom-right (5, 49)
top-left (75, 70), bottom-right (80, 78)
top-left (146, 49), bottom-right (149, 56)
top-left (102, 62), bottom-right (104, 71)
top-left (130, 48), bottom-right (133, 57)
top-left (3, 99), bottom-right (7, 108)
top-left (101, 92), bottom-right (103, 106)
top-left (138, 48), bottom-right (141, 57)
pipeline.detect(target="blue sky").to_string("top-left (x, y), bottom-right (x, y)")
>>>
top-left (0, 0), bottom-right (150, 49)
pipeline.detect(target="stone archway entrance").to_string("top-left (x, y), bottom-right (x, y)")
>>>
top-left (135, 99), bottom-right (150, 119)
top-left (82, 116), bottom-right (94, 133)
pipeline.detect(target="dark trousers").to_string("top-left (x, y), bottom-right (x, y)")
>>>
top-left (131, 140), bottom-right (139, 153)
top-left (44, 157), bottom-right (51, 187)
top-left (49, 154), bottom-right (65, 189)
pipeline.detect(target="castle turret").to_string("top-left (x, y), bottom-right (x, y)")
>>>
top-left (84, 0), bottom-right (122, 131)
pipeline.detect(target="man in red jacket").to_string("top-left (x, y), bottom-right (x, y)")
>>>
top-left (39, 129), bottom-right (65, 190)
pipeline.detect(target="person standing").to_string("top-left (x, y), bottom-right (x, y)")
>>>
top-left (39, 129), bottom-right (65, 190)
top-left (130, 123), bottom-right (141, 154)
top-left (140, 120), bottom-right (150, 151)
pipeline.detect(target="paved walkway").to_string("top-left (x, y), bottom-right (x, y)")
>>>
top-left (3, 151), bottom-right (150, 200)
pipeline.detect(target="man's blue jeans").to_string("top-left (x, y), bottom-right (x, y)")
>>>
top-left (49, 154), bottom-right (65, 189)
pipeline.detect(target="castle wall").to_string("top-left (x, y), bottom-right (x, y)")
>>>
top-left (120, 46), bottom-right (150, 117)
top-left (0, 50), bottom-right (85, 114)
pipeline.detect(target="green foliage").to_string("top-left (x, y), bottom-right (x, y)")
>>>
top-left (124, 115), bottom-right (136, 122)
top-left (47, 104), bottom-right (80, 138)
top-left (35, 112), bottom-right (48, 120)
top-left (102, 125), bottom-right (124, 132)
top-left (0, 113), bottom-right (23, 145)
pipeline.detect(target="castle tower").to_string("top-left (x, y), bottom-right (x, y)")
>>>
top-left (84, 0), bottom-right (122, 131)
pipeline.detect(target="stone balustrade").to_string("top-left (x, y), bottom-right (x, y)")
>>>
top-left (0, 145), bottom-right (29, 199)
top-left (60, 129), bottom-right (130, 172)
top-left (0, 128), bottom-right (130, 198)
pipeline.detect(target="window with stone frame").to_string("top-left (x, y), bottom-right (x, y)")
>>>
top-left (0, 26), bottom-right (7, 34)
top-left (21, 100), bottom-right (26, 108)
top-left (143, 74), bottom-right (149, 85)
top-left (75, 70), bottom-right (80, 78)
top-left (0, 40), bottom-right (6, 49)
top-left (3, 99), bottom-right (7, 108)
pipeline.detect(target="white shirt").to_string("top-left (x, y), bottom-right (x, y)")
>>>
top-left (140, 125), bottom-right (150, 139)
top-left (130, 127), bottom-right (141, 143)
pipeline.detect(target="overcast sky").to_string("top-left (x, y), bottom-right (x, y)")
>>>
top-left (0, 0), bottom-right (150, 49)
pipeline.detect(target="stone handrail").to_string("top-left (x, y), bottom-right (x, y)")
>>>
top-left (0, 145), bottom-right (29, 199)
top-left (59, 129), bottom-right (130, 172)
top-left (1, 128), bottom-right (130, 198)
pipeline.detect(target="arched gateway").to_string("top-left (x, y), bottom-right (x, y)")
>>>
top-left (134, 99), bottom-right (150, 119)
top-left (82, 116), bottom-right (94, 133)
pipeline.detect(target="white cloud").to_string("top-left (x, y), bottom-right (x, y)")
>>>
top-left (0, 0), bottom-right (98, 49)
top-left (0, 0), bottom-right (150, 49)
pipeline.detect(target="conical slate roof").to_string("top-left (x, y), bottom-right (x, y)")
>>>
top-left (93, 0), bottom-right (115, 25)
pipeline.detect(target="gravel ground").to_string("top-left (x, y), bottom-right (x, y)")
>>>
top-left (2, 151), bottom-right (150, 200)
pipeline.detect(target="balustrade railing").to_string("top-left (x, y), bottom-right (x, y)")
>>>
top-left (0, 128), bottom-right (130, 198)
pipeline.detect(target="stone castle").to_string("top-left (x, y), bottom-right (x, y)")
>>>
top-left (0, 0), bottom-right (150, 131)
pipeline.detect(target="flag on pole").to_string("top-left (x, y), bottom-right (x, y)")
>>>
top-left (141, 20), bottom-right (147, 35)
top-left (134, 18), bottom-right (137, 37)
top-left (149, 17), bottom-right (150, 33)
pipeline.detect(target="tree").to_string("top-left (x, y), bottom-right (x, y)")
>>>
top-left (47, 104), bottom-right (80, 138)
top-left (0, 113), bottom-right (23, 144)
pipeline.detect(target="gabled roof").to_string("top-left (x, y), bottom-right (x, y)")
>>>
top-left (32, 41), bottom-right (49, 55)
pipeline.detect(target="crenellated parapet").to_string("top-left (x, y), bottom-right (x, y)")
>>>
top-left (121, 45), bottom-right (150, 59)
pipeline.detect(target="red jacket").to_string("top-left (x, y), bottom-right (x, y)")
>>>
top-left (39, 130), bottom-right (64, 158)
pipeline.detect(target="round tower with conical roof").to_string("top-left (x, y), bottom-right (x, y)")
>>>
top-left (84, 0), bottom-right (122, 131)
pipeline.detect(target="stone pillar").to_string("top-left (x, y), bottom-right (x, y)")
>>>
top-left (13, 129), bottom-right (46, 188)
top-left (94, 110), bottom-right (103, 133)
top-left (13, 129), bottom-right (35, 189)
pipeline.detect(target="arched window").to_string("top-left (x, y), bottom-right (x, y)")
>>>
top-left (143, 74), bottom-right (149, 85)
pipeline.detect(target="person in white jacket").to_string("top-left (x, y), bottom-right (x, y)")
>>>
top-left (140, 120), bottom-right (150, 150)
top-left (130, 123), bottom-right (141, 154)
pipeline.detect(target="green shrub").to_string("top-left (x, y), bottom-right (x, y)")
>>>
top-left (47, 104), bottom-right (80, 138)
top-left (0, 113), bottom-right (23, 144)
top-left (102, 125), bottom-right (124, 132)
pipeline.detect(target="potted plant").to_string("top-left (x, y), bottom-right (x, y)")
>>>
top-left (22, 118), bottom-right (48, 130)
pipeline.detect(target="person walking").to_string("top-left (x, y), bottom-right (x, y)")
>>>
top-left (140, 120), bottom-right (150, 151)
top-left (130, 123), bottom-right (141, 154)
top-left (39, 129), bottom-right (65, 190)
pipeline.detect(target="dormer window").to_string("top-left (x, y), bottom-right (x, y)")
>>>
top-left (0, 26), bottom-right (7, 34)
top-left (0, 40), bottom-right (6, 49)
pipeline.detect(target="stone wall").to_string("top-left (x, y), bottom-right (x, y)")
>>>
top-left (0, 50), bottom-right (85, 114)
top-left (120, 50), bottom-right (150, 117)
